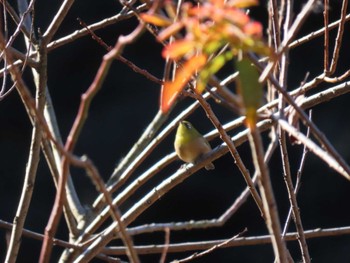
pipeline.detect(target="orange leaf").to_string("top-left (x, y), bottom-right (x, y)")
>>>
top-left (160, 55), bottom-right (207, 113)
top-left (162, 39), bottom-right (196, 60)
top-left (228, 0), bottom-right (259, 8)
top-left (140, 13), bottom-right (171, 27)
top-left (158, 22), bottom-right (184, 41)
top-left (210, 0), bottom-right (225, 7)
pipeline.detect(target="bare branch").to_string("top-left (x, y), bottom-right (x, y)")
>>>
top-left (47, 4), bottom-right (148, 52)
top-left (173, 229), bottom-right (247, 263)
top-left (329, 0), bottom-right (348, 74)
top-left (42, 0), bottom-right (75, 43)
top-left (5, 37), bottom-right (46, 263)
top-left (105, 226), bottom-right (350, 255)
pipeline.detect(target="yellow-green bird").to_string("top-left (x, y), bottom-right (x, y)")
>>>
top-left (174, 121), bottom-right (215, 170)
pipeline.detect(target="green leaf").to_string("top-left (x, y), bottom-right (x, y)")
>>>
top-left (235, 57), bottom-right (263, 130)
top-left (197, 51), bottom-right (233, 93)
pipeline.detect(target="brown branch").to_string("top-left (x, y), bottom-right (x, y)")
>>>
top-left (1, 5), bottom-right (91, 263)
top-left (269, 0), bottom-right (281, 50)
top-left (2, 0), bottom-right (35, 54)
top-left (174, 229), bottom-right (247, 263)
top-left (0, 46), bottom-right (37, 68)
top-left (185, 90), bottom-right (265, 218)
top-left (0, 1), bottom-right (85, 246)
top-left (260, 0), bottom-right (318, 82)
top-left (39, 1), bottom-right (160, 261)
top-left (87, 105), bottom-right (201, 237)
top-left (81, 156), bottom-right (140, 263)
top-left (0, 219), bottom-right (75, 249)
top-left (0, 0), bottom-right (33, 41)
top-left (3, 219), bottom-right (350, 260)
top-left (86, 80), bottom-right (350, 244)
top-left (74, 119), bottom-right (275, 262)
top-left (323, 0), bottom-right (330, 73)
top-left (104, 226), bottom-right (350, 255)
top-left (0, 220), bottom-right (122, 262)
top-left (277, 1), bottom-right (311, 260)
top-left (46, 4), bottom-right (148, 52)
top-left (324, 69), bottom-right (350, 83)
top-left (282, 111), bottom-right (311, 235)
top-left (159, 228), bottom-right (170, 263)
top-left (329, 0), bottom-right (348, 74)
top-left (275, 117), bottom-right (348, 178)
top-left (248, 128), bottom-right (290, 262)
top-left (4, 38), bottom-right (47, 263)
top-left (250, 54), bottom-right (350, 180)
top-left (279, 130), bottom-right (310, 262)
top-left (289, 13), bottom-right (350, 49)
top-left (44, 90), bottom-right (86, 235)
top-left (42, 0), bottom-right (75, 44)
top-left (115, 139), bottom-right (276, 237)
top-left (77, 17), bottom-right (162, 85)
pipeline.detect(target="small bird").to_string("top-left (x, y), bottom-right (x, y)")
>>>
top-left (174, 120), bottom-right (215, 170)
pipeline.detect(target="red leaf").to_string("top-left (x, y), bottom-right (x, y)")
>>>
top-left (244, 21), bottom-right (263, 37)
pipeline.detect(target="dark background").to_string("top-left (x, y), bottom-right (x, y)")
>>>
top-left (1, 1), bottom-right (350, 262)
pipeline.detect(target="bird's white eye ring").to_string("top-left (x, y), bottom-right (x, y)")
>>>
top-left (184, 122), bottom-right (192, 130)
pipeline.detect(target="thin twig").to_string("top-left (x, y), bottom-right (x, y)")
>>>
top-left (323, 0), bottom-right (329, 73)
top-left (282, 111), bottom-right (312, 236)
top-left (329, 0), bottom-right (348, 74)
top-left (44, 90), bottom-right (86, 234)
top-left (269, 0), bottom-right (281, 50)
top-left (0, 0), bottom-right (33, 41)
top-left (1, 0), bottom-right (35, 58)
top-left (172, 229), bottom-right (247, 263)
top-left (77, 17), bottom-right (162, 85)
top-left (46, 4), bottom-right (148, 52)
top-left (277, 0), bottom-right (311, 261)
top-left (275, 117), bottom-right (348, 178)
top-left (260, 0), bottom-right (318, 82)
top-left (0, 46), bottom-right (37, 68)
top-left (159, 228), bottom-right (170, 263)
top-left (289, 14), bottom-right (350, 49)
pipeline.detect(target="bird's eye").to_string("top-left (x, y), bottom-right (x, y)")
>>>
top-left (184, 122), bottom-right (192, 130)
